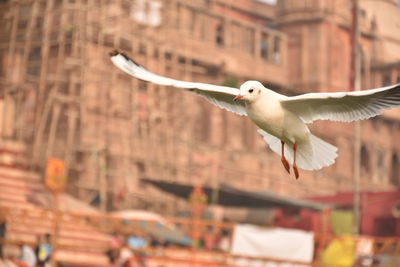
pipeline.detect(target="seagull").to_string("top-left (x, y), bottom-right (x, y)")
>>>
top-left (110, 50), bottom-right (400, 179)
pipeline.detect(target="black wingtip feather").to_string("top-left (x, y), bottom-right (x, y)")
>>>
top-left (125, 56), bottom-right (142, 68)
top-left (109, 50), bottom-right (142, 67)
top-left (109, 50), bottom-right (119, 57)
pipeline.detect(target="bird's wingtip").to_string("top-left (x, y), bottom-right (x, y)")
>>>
top-left (109, 50), bottom-right (142, 67)
top-left (109, 50), bottom-right (132, 61)
top-left (109, 50), bottom-right (120, 57)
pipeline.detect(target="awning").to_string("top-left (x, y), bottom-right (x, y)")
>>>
top-left (141, 178), bottom-right (329, 211)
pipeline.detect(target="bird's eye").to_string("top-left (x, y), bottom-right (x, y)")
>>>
top-left (249, 89), bottom-right (254, 93)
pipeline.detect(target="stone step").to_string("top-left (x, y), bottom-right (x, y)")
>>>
top-left (0, 139), bottom-right (27, 154)
top-left (0, 153), bottom-right (29, 169)
top-left (0, 178), bottom-right (43, 192)
top-left (0, 139), bottom-right (113, 266)
top-left (0, 190), bottom-right (55, 210)
top-left (2, 243), bottom-right (110, 266)
top-left (6, 232), bottom-right (109, 252)
top-left (0, 184), bottom-right (44, 202)
top-left (7, 214), bottom-right (97, 230)
top-left (56, 250), bottom-right (110, 266)
top-left (0, 199), bottom-right (39, 210)
top-left (0, 191), bottom-right (27, 202)
top-left (8, 224), bottom-right (111, 245)
top-left (0, 165), bottom-right (41, 181)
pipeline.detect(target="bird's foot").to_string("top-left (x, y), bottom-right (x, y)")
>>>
top-left (293, 165), bottom-right (300, 179)
top-left (281, 158), bottom-right (290, 174)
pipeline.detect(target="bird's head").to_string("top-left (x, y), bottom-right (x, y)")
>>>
top-left (233, 81), bottom-right (264, 102)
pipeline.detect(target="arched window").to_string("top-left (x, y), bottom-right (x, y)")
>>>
top-left (382, 75), bottom-right (391, 87)
top-left (260, 33), bottom-right (269, 60)
top-left (216, 23), bottom-right (224, 47)
top-left (361, 144), bottom-right (370, 173)
top-left (391, 153), bottom-right (400, 186)
top-left (377, 151), bottom-right (385, 180)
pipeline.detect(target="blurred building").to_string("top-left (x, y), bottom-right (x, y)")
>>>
top-left (0, 0), bottom-right (400, 215)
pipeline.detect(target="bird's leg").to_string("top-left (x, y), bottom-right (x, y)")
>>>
top-left (280, 141), bottom-right (290, 174)
top-left (293, 143), bottom-right (300, 179)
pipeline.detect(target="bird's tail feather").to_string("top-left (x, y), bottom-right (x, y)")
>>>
top-left (257, 129), bottom-right (337, 171)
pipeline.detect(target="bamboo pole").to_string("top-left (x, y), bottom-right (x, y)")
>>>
top-left (20, 1), bottom-right (39, 83)
top-left (6, 3), bottom-right (18, 83)
top-left (46, 102), bottom-right (61, 159)
top-left (36, 0), bottom-right (55, 132)
top-left (51, 191), bottom-right (60, 267)
top-left (350, 0), bottom-right (361, 236)
top-left (31, 88), bottom-right (56, 165)
top-left (64, 109), bottom-right (78, 168)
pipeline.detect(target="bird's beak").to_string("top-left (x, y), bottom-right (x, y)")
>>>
top-left (233, 95), bottom-right (243, 101)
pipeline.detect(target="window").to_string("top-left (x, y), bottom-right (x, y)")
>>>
top-left (361, 145), bottom-right (370, 173)
top-left (260, 33), bottom-right (269, 60)
top-left (273, 36), bottom-right (281, 64)
top-left (0, 51), bottom-right (4, 77)
top-left (132, 0), bottom-right (162, 27)
top-left (216, 23), bottom-right (224, 47)
top-left (136, 161), bottom-right (146, 176)
top-left (391, 153), bottom-right (400, 186)
top-left (139, 42), bottom-right (147, 55)
top-left (120, 38), bottom-right (132, 51)
top-left (244, 28), bottom-right (255, 54)
top-left (382, 75), bottom-right (391, 87)
top-left (376, 150), bottom-right (386, 181)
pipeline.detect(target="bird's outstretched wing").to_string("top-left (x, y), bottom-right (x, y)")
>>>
top-left (109, 50), bottom-right (247, 116)
top-left (281, 83), bottom-right (400, 123)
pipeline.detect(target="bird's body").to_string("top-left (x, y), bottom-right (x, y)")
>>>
top-left (244, 89), bottom-right (314, 178)
top-left (237, 81), bottom-right (336, 177)
top-left (244, 86), bottom-right (310, 145)
top-left (109, 50), bottom-right (400, 179)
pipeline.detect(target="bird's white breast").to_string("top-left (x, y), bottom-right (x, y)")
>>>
top-left (246, 92), bottom-right (310, 144)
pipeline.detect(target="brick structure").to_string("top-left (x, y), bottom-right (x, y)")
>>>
top-left (0, 0), bottom-right (399, 216)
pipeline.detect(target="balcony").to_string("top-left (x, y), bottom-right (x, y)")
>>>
top-left (162, 1), bottom-right (288, 85)
top-left (94, 0), bottom-right (288, 86)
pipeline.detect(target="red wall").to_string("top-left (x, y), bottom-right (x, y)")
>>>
top-left (274, 190), bottom-right (400, 237)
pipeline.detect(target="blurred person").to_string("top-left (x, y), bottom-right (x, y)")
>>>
top-left (202, 226), bottom-right (217, 250)
top-left (16, 244), bottom-right (36, 267)
top-left (127, 231), bottom-right (147, 250)
top-left (107, 232), bottom-right (123, 265)
top-left (149, 236), bottom-right (161, 248)
top-left (218, 229), bottom-right (230, 252)
top-left (118, 249), bottom-right (132, 267)
top-left (0, 213), bottom-right (6, 259)
top-left (150, 236), bottom-right (169, 257)
top-left (127, 232), bottom-right (148, 267)
top-left (117, 237), bottom-right (133, 267)
top-left (35, 234), bottom-right (52, 267)
top-left (150, 235), bottom-right (170, 248)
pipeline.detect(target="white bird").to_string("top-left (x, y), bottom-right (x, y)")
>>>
top-left (110, 50), bottom-right (400, 179)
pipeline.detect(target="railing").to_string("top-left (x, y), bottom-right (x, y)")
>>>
top-left (1, 205), bottom-right (400, 266)
top-left (165, 0), bottom-right (286, 66)
top-left (88, 0), bottom-right (287, 68)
